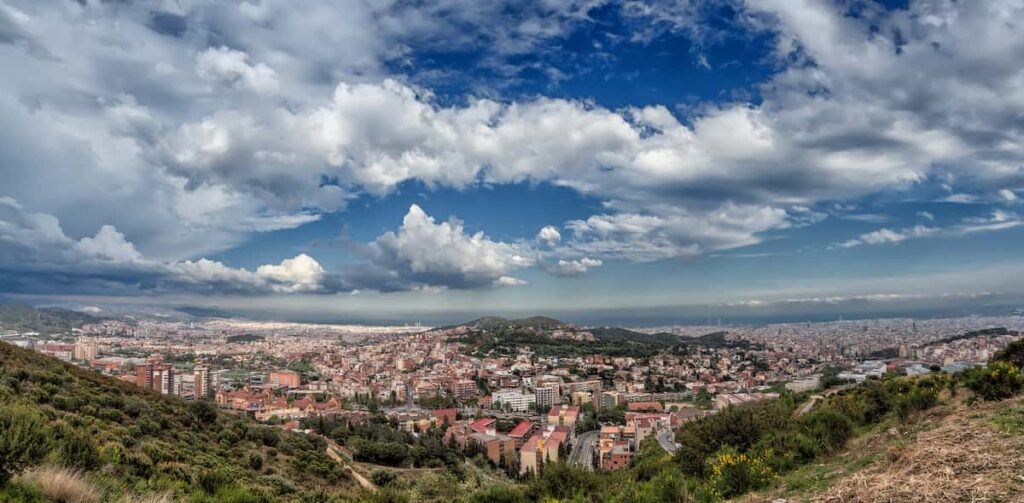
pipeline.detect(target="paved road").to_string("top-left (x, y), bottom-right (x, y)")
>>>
top-left (655, 429), bottom-right (678, 454)
top-left (568, 430), bottom-right (598, 471)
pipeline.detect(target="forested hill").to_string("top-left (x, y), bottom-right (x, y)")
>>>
top-left (0, 341), bottom-right (356, 502)
top-left (0, 303), bottom-right (100, 333)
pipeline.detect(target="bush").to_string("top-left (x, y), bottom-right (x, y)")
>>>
top-left (799, 409), bottom-right (853, 453)
top-left (993, 340), bottom-right (1024, 369)
top-left (0, 404), bottom-right (50, 484)
top-left (248, 452), bottom-right (264, 471)
top-left (51, 421), bottom-right (99, 470)
top-left (370, 470), bottom-right (397, 487)
top-left (705, 446), bottom-right (775, 499)
top-left (962, 361), bottom-right (1024, 401)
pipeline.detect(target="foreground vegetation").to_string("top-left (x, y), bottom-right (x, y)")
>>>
top-left (0, 342), bottom-right (356, 502)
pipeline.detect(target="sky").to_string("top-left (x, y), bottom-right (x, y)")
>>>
top-left (2, 0), bottom-right (1024, 324)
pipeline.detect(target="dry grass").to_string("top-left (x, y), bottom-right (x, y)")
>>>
top-left (120, 492), bottom-right (176, 503)
top-left (16, 466), bottom-right (102, 503)
top-left (811, 397), bottom-right (1024, 503)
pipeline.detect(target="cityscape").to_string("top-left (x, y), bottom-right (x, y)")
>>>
top-left (4, 309), bottom-right (1020, 478)
top-left (2, 0), bottom-right (1024, 501)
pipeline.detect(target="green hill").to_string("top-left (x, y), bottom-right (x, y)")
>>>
top-left (0, 341), bottom-right (356, 502)
top-left (0, 303), bottom-right (101, 334)
top-left (589, 326), bottom-right (679, 346)
top-left (461, 315), bottom-right (566, 331)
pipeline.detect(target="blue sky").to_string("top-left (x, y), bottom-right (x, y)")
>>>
top-left (1, 0), bottom-right (1024, 324)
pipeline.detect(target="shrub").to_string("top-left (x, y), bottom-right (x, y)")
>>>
top-left (962, 361), bottom-right (1024, 401)
top-left (993, 340), bottom-right (1024, 369)
top-left (800, 409), bottom-right (854, 453)
top-left (248, 452), bottom-right (264, 471)
top-left (464, 484), bottom-right (530, 503)
top-left (370, 470), bottom-right (397, 487)
top-left (0, 404), bottom-right (50, 484)
top-left (52, 421), bottom-right (99, 470)
top-left (705, 446), bottom-right (775, 499)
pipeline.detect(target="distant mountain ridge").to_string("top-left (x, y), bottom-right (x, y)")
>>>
top-left (0, 303), bottom-right (100, 333)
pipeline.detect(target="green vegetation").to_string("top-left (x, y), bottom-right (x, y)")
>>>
top-left (589, 327), bottom-right (679, 346)
top-left (0, 303), bottom-right (100, 334)
top-left (0, 341), bottom-right (355, 502)
top-left (455, 326), bottom-right (666, 358)
top-left (301, 416), bottom-right (465, 470)
top-left (225, 334), bottom-right (265, 344)
top-left (928, 326), bottom-right (1017, 346)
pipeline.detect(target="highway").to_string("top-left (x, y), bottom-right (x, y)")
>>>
top-left (568, 430), bottom-right (598, 471)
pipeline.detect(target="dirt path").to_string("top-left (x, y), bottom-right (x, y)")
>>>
top-left (325, 441), bottom-right (376, 491)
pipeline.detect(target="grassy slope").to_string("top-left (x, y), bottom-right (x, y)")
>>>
top-left (0, 342), bottom-right (357, 502)
top-left (737, 394), bottom-right (1024, 503)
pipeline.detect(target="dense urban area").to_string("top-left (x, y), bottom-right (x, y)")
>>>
top-left (2, 303), bottom-right (1020, 490)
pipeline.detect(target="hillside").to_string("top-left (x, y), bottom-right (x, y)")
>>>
top-left (461, 315), bottom-right (567, 331)
top-left (0, 342), bottom-right (357, 502)
top-left (739, 395), bottom-right (1024, 502)
top-left (0, 303), bottom-right (100, 334)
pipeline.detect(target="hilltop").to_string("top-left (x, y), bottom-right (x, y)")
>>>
top-left (446, 316), bottom-right (675, 358)
top-left (442, 315), bottom-right (756, 358)
top-left (0, 341), bottom-right (357, 502)
top-left (0, 303), bottom-right (100, 334)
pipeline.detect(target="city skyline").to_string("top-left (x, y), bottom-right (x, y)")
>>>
top-left (3, 0), bottom-right (1024, 321)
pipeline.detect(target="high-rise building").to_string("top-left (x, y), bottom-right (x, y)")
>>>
top-left (194, 363), bottom-right (213, 399)
top-left (151, 364), bottom-right (175, 395)
top-left (535, 385), bottom-right (556, 409)
top-left (73, 343), bottom-right (98, 362)
top-left (135, 358), bottom-right (176, 395)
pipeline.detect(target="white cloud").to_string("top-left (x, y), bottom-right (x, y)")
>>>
top-left (544, 257), bottom-right (603, 276)
top-left (0, 196), bottom-right (331, 295)
top-left (999, 188), bottom-right (1018, 202)
top-left (73, 225), bottom-right (145, 263)
top-left (2, 0), bottom-right (1024, 297)
top-left (837, 210), bottom-right (1022, 248)
top-left (349, 204), bottom-right (534, 291)
top-left (838, 225), bottom-right (940, 248)
top-left (537, 225), bottom-right (561, 245)
top-left (195, 47), bottom-right (280, 94)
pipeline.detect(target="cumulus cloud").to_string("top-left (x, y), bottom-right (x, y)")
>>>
top-left (544, 257), bottom-right (603, 276)
top-left (0, 196), bottom-right (330, 295)
top-left (347, 205), bottom-right (535, 291)
top-left (4, 0), bottom-right (1024, 297)
top-left (537, 226), bottom-right (561, 245)
top-left (196, 46), bottom-right (280, 94)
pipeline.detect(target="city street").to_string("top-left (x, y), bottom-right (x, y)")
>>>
top-left (656, 429), bottom-right (678, 454)
top-left (569, 430), bottom-right (598, 471)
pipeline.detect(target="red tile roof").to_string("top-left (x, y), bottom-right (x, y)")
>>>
top-left (508, 420), bottom-right (533, 438)
top-left (469, 417), bottom-right (496, 433)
